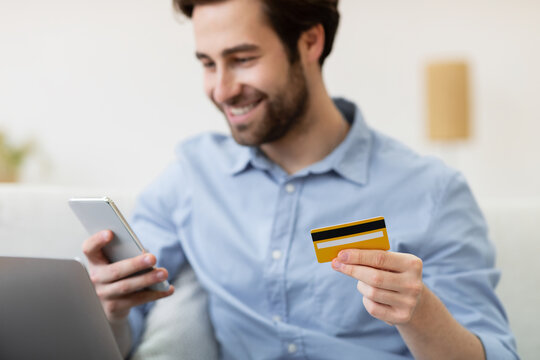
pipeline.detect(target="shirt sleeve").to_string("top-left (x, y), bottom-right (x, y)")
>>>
top-left (421, 172), bottom-right (519, 360)
top-left (127, 160), bottom-right (190, 353)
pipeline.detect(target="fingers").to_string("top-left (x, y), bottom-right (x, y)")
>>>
top-left (92, 253), bottom-right (156, 284)
top-left (337, 249), bottom-right (422, 273)
top-left (102, 285), bottom-right (175, 323)
top-left (93, 263), bottom-right (174, 323)
top-left (359, 282), bottom-right (422, 325)
top-left (80, 230), bottom-right (173, 323)
top-left (332, 255), bottom-right (423, 297)
top-left (115, 286), bottom-right (174, 310)
top-left (82, 230), bottom-right (113, 265)
top-left (332, 249), bottom-right (425, 325)
top-left (96, 266), bottom-right (168, 299)
top-left (356, 280), bottom-right (400, 306)
top-left (336, 263), bottom-right (402, 291)
top-left (362, 297), bottom-right (393, 324)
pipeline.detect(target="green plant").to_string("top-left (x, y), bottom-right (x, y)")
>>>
top-left (0, 131), bottom-right (34, 182)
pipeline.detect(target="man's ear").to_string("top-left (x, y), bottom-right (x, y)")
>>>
top-left (298, 24), bottom-right (325, 66)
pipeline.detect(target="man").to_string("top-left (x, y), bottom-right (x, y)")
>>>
top-left (83, 0), bottom-right (518, 358)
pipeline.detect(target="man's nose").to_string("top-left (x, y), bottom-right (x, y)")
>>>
top-left (212, 68), bottom-right (242, 105)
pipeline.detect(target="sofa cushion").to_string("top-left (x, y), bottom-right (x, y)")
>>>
top-left (131, 262), bottom-right (219, 360)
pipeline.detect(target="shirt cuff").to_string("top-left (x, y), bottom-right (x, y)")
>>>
top-left (477, 332), bottom-right (519, 360)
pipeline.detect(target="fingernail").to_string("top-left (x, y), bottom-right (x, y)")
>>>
top-left (144, 254), bottom-right (154, 266)
top-left (332, 259), bottom-right (343, 270)
top-left (338, 251), bottom-right (348, 262)
top-left (157, 271), bottom-right (166, 280)
top-left (101, 231), bottom-right (111, 242)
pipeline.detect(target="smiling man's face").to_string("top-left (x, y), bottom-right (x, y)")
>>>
top-left (192, 0), bottom-right (309, 146)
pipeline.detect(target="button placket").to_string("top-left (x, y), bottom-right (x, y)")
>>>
top-left (285, 183), bottom-right (295, 193)
top-left (287, 343), bottom-right (298, 354)
top-left (264, 179), bottom-right (302, 329)
top-left (272, 250), bottom-right (282, 260)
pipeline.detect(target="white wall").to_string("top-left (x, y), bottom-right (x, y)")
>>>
top-left (0, 0), bottom-right (222, 192)
top-left (1, 0), bottom-right (539, 199)
top-left (330, 0), bottom-right (540, 201)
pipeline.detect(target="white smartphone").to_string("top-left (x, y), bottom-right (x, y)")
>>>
top-left (68, 197), bottom-right (170, 292)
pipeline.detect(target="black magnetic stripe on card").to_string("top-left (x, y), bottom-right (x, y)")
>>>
top-left (311, 219), bottom-right (386, 242)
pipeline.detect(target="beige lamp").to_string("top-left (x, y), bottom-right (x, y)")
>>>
top-left (426, 61), bottom-right (471, 141)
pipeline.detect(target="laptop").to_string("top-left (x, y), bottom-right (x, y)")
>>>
top-left (0, 256), bottom-right (123, 360)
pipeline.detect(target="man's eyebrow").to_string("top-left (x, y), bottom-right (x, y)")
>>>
top-left (221, 43), bottom-right (260, 57)
top-left (195, 43), bottom-right (260, 60)
top-left (195, 52), bottom-right (211, 61)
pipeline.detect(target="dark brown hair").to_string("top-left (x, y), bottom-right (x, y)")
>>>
top-left (173, 0), bottom-right (340, 66)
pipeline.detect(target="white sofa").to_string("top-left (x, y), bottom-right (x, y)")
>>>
top-left (1, 184), bottom-right (538, 359)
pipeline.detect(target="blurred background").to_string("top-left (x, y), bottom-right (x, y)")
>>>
top-left (1, 0), bottom-right (539, 198)
top-left (1, 0), bottom-right (539, 357)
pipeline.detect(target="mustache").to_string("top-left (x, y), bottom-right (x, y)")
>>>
top-left (212, 88), bottom-right (267, 108)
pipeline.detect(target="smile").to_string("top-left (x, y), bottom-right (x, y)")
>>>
top-left (227, 99), bottom-right (263, 117)
top-left (230, 103), bottom-right (256, 116)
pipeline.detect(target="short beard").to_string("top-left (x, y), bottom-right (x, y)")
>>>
top-left (219, 60), bottom-right (309, 147)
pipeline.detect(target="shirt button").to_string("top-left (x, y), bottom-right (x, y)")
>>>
top-left (285, 183), bottom-right (295, 193)
top-left (287, 343), bottom-right (297, 354)
top-left (272, 250), bottom-right (282, 260)
top-left (272, 315), bottom-right (281, 322)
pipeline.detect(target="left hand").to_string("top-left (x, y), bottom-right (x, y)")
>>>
top-left (332, 249), bottom-right (424, 326)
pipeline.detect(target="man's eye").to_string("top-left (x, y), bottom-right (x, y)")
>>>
top-left (202, 61), bottom-right (215, 69)
top-left (235, 57), bottom-right (256, 64)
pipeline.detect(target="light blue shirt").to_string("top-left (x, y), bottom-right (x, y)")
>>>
top-left (129, 98), bottom-right (517, 359)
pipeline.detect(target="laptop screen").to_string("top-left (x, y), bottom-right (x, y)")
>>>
top-left (0, 256), bottom-right (122, 360)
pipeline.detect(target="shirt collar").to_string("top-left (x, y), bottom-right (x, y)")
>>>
top-left (228, 144), bottom-right (252, 175)
top-left (227, 145), bottom-right (277, 175)
top-left (227, 98), bottom-right (372, 186)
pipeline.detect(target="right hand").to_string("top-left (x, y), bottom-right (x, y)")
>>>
top-left (82, 230), bottom-right (174, 324)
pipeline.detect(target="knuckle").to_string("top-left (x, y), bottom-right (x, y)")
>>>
top-left (374, 252), bottom-right (386, 268)
top-left (411, 283), bottom-right (423, 297)
top-left (104, 301), bottom-right (118, 315)
top-left (370, 272), bottom-right (384, 287)
top-left (89, 274), bottom-right (99, 285)
top-left (109, 266), bottom-right (121, 280)
top-left (341, 264), bottom-right (353, 276)
top-left (95, 288), bottom-right (106, 300)
top-left (117, 282), bottom-right (131, 295)
top-left (409, 257), bottom-right (423, 272)
top-left (87, 268), bottom-right (97, 281)
top-left (367, 287), bottom-right (379, 300)
top-left (406, 280), bottom-right (423, 297)
top-left (347, 250), bottom-right (361, 263)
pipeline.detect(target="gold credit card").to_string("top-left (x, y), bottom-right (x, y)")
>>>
top-left (310, 217), bottom-right (390, 263)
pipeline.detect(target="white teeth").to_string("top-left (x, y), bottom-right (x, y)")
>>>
top-left (230, 102), bottom-right (257, 116)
